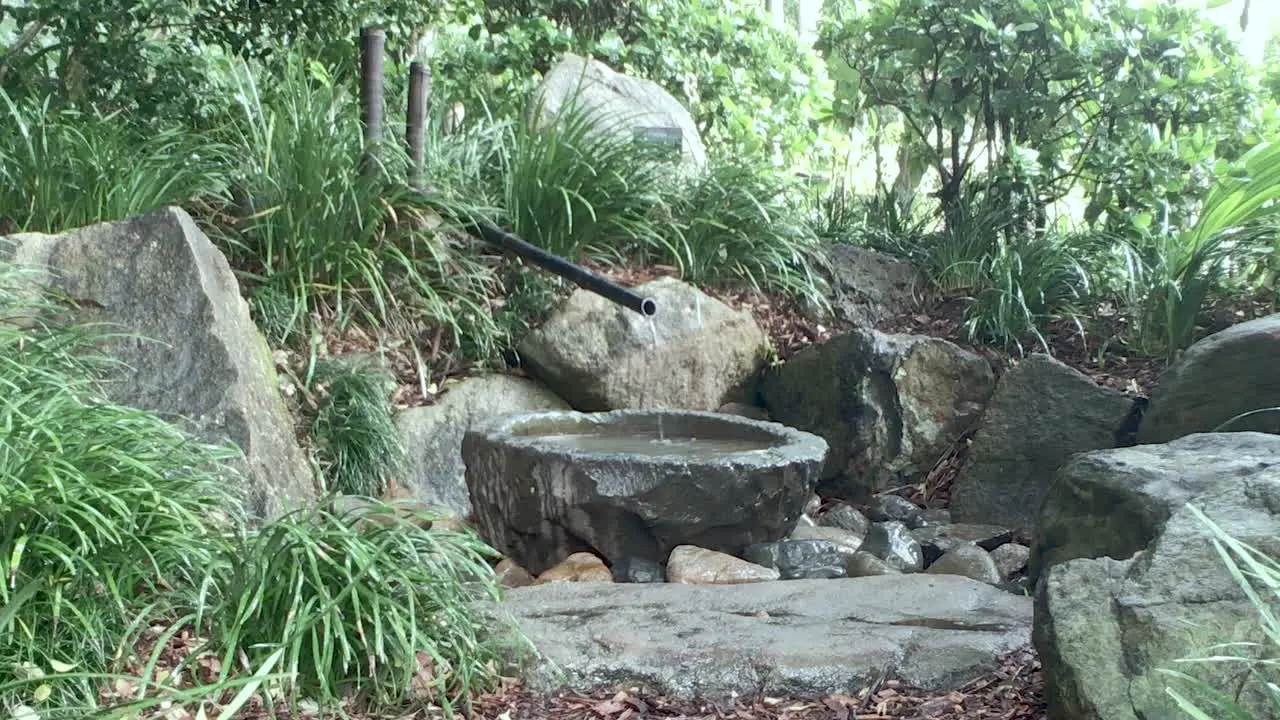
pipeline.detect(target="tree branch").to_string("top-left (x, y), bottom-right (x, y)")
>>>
top-left (0, 18), bottom-right (50, 82)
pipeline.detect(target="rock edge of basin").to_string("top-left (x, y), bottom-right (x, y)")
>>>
top-left (463, 409), bottom-right (830, 576)
top-left (467, 408), bottom-right (830, 466)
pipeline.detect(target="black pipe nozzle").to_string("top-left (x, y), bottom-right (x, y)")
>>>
top-left (469, 219), bottom-right (657, 317)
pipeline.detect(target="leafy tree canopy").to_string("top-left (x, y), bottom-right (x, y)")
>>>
top-left (818, 0), bottom-right (1264, 233)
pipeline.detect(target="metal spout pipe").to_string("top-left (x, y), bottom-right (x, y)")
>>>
top-left (469, 219), bottom-right (658, 317)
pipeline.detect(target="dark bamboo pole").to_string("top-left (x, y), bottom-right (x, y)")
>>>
top-left (359, 27), bottom-right (387, 176)
top-left (406, 61), bottom-right (431, 190)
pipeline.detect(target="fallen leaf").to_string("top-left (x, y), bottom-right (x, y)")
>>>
top-left (591, 699), bottom-right (628, 715)
top-left (46, 660), bottom-right (77, 674)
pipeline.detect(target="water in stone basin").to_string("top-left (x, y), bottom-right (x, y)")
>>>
top-left (535, 431), bottom-right (774, 459)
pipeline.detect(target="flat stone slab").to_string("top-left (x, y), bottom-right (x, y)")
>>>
top-left (498, 575), bottom-right (1032, 701)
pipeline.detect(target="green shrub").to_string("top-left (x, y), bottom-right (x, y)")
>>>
top-left (1127, 141), bottom-right (1280, 360)
top-left (212, 500), bottom-right (512, 713)
top-left (0, 91), bottom-right (231, 233)
top-left (856, 180), bottom-right (1093, 351)
top-left (0, 255), bottom-right (244, 711)
top-left (660, 157), bottom-right (829, 307)
top-left (307, 356), bottom-right (405, 497)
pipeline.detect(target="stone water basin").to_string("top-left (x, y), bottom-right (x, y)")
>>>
top-left (462, 409), bottom-right (829, 577)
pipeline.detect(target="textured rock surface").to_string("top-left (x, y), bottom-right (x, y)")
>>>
top-left (743, 539), bottom-right (847, 579)
top-left (612, 556), bottom-right (665, 584)
top-left (2, 206), bottom-right (314, 519)
top-left (1138, 313), bottom-right (1280, 443)
top-left (1033, 435), bottom-right (1280, 719)
top-left (861, 521), bottom-right (924, 573)
top-left (518, 277), bottom-right (767, 412)
top-left (789, 525), bottom-right (863, 556)
top-left (396, 374), bottom-right (569, 516)
top-left (666, 546), bottom-right (781, 585)
top-left (717, 401), bottom-right (771, 422)
top-left (464, 409), bottom-right (828, 576)
top-left (494, 559), bottom-right (535, 588)
top-left (498, 575), bottom-right (1033, 700)
top-left (990, 543), bottom-right (1031, 581)
top-left (913, 524), bottom-right (1015, 566)
top-left (926, 544), bottom-right (1000, 585)
top-left (950, 354), bottom-right (1132, 531)
top-left (868, 493), bottom-right (926, 528)
top-left (847, 551), bottom-right (900, 577)
top-left (536, 552), bottom-right (613, 584)
top-left (824, 244), bottom-right (921, 329)
top-left (530, 53), bottom-right (707, 176)
top-left (819, 504), bottom-right (871, 537)
top-left (1029, 432), bottom-right (1280, 585)
top-left (762, 328), bottom-right (993, 499)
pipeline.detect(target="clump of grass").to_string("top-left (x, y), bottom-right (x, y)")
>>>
top-left (0, 90), bottom-right (231, 233)
top-left (418, 104), bottom-right (514, 209)
top-left (961, 232), bottom-right (1091, 353)
top-left (500, 93), bottom-right (676, 263)
top-left (816, 183), bottom-right (932, 253)
top-left (0, 253), bottom-right (244, 712)
top-left (853, 180), bottom-right (1092, 352)
top-left (307, 355), bottom-right (405, 497)
top-left (660, 157), bottom-right (830, 309)
top-left (215, 60), bottom-right (503, 365)
top-left (212, 499), bottom-right (513, 713)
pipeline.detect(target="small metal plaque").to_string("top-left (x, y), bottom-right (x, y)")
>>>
top-left (633, 126), bottom-right (683, 160)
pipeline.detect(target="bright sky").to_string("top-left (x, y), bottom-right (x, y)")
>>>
top-left (1161, 0), bottom-right (1280, 63)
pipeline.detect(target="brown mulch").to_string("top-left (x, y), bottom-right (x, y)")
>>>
top-left (109, 631), bottom-right (1043, 719)
top-left (464, 648), bottom-right (1044, 720)
top-left (872, 295), bottom-right (1163, 398)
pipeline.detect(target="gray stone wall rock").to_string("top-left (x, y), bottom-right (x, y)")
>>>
top-left (2, 206), bottom-right (316, 519)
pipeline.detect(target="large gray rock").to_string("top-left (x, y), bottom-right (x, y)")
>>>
top-left (530, 53), bottom-right (706, 176)
top-left (396, 374), bottom-right (569, 517)
top-left (518, 277), bottom-right (767, 412)
top-left (1033, 432), bottom-right (1280, 719)
top-left (824, 244), bottom-right (920, 328)
top-left (762, 328), bottom-right (994, 500)
top-left (951, 354), bottom-right (1133, 531)
top-left (497, 575), bottom-right (1032, 700)
top-left (1138, 313), bottom-right (1280, 443)
top-left (1, 207), bottom-right (316, 519)
top-left (463, 409), bottom-right (827, 576)
top-left (1029, 432), bottom-right (1280, 586)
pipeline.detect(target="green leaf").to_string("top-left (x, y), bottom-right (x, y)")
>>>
top-left (965, 11), bottom-right (998, 33)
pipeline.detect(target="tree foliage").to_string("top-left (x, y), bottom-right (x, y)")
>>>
top-left (428, 0), bottom-right (833, 162)
top-left (0, 0), bottom-right (443, 124)
top-left (1, 0), bottom-right (832, 163)
top-left (818, 0), bottom-right (1264, 235)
